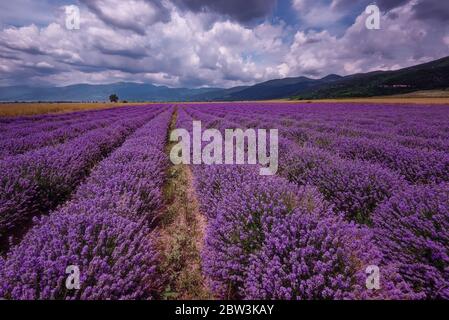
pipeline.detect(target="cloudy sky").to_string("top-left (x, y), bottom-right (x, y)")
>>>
top-left (0, 0), bottom-right (448, 88)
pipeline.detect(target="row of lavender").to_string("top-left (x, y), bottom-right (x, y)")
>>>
top-left (183, 103), bottom-right (449, 299)
top-left (0, 105), bottom-right (166, 249)
top-left (0, 106), bottom-right (142, 140)
top-left (0, 102), bottom-right (446, 300)
top-left (0, 107), bottom-right (173, 299)
top-left (0, 107), bottom-right (150, 159)
top-left (207, 102), bottom-right (449, 153)
top-left (0, 105), bottom-right (142, 127)
top-left (212, 104), bottom-right (449, 184)
top-left (187, 106), bottom-right (405, 224)
top-left (177, 108), bottom-right (415, 299)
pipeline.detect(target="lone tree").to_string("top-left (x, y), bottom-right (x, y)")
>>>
top-left (109, 94), bottom-right (119, 103)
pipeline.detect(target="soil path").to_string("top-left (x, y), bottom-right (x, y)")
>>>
top-left (157, 109), bottom-right (212, 300)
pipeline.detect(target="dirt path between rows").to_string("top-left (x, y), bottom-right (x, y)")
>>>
top-left (156, 109), bottom-right (213, 300)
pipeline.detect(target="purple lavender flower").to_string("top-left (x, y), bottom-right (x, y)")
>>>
top-left (0, 211), bottom-right (161, 300)
top-left (0, 110), bottom-right (172, 300)
top-left (246, 210), bottom-right (417, 300)
top-left (0, 106), bottom-right (167, 246)
top-left (201, 173), bottom-right (313, 298)
top-left (373, 183), bottom-right (449, 299)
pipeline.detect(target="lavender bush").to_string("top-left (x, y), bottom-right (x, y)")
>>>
top-left (373, 183), bottom-right (449, 299)
top-left (0, 211), bottom-right (161, 300)
top-left (1, 101), bottom-right (447, 300)
top-left (245, 210), bottom-right (418, 299)
top-left (277, 139), bottom-right (406, 224)
top-left (201, 169), bottom-right (300, 298)
top-left (0, 106), bottom-right (165, 245)
top-left (0, 109), bottom-right (144, 159)
top-left (0, 110), bottom-right (172, 299)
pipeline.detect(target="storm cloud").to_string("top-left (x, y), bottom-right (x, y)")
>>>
top-left (412, 0), bottom-right (449, 22)
top-left (80, 0), bottom-right (171, 34)
top-left (0, 0), bottom-right (448, 87)
top-left (172, 0), bottom-right (277, 23)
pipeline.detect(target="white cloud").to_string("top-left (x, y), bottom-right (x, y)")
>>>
top-left (292, 0), bottom-right (345, 29)
top-left (0, 0), bottom-right (448, 87)
top-left (0, 2), bottom-right (289, 87)
top-left (285, 1), bottom-right (449, 77)
top-left (444, 36), bottom-right (449, 47)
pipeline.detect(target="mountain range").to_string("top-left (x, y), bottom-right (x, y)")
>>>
top-left (1, 55), bottom-right (448, 102)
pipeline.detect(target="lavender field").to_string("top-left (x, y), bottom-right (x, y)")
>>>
top-left (0, 102), bottom-right (448, 300)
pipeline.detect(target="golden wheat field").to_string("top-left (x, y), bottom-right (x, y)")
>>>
top-left (0, 102), bottom-right (152, 117)
top-left (3, 97), bottom-right (449, 117)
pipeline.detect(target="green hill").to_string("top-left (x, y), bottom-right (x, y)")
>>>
top-left (293, 56), bottom-right (449, 99)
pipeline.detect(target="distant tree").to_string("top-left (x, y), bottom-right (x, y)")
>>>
top-left (109, 94), bottom-right (119, 103)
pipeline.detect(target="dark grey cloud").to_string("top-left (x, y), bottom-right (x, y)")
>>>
top-left (331, 0), bottom-right (409, 12)
top-left (2, 43), bottom-right (45, 55)
top-left (0, 0), bottom-right (60, 28)
top-left (333, 0), bottom-right (449, 20)
top-left (24, 64), bottom-right (61, 76)
top-left (412, 0), bottom-right (449, 22)
top-left (94, 45), bottom-right (148, 59)
top-left (374, 0), bottom-right (449, 21)
top-left (173, 0), bottom-right (277, 23)
top-left (80, 0), bottom-right (171, 34)
top-left (376, 0), bottom-right (410, 11)
top-left (0, 51), bottom-right (21, 60)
